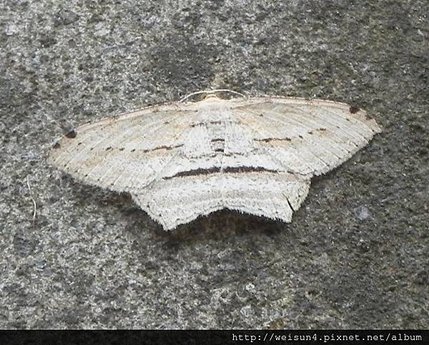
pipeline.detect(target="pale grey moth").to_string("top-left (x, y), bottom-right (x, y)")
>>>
top-left (49, 90), bottom-right (381, 230)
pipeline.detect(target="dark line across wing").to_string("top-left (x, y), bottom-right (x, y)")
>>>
top-left (163, 166), bottom-right (278, 180)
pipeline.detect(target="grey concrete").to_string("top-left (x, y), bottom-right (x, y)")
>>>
top-left (1, 0), bottom-right (427, 329)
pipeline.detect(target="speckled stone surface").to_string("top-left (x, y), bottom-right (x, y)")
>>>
top-left (1, 0), bottom-right (427, 329)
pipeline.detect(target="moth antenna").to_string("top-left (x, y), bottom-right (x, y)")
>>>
top-left (179, 89), bottom-right (247, 103)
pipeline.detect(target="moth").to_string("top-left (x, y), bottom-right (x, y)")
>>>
top-left (48, 90), bottom-right (381, 230)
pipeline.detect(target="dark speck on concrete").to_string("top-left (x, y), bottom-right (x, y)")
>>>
top-left (0, 0), bottom-right (427, 329)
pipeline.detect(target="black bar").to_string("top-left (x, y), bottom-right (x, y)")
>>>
top-left (0, 330), bottom-right (427, 345)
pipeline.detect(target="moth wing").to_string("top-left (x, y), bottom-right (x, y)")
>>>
top-left (48, 103), bottom-right (198, 192)
top-left (231, 97), bottom-right (381, 176)
top-left (132, 172), bottom-right (310, 230)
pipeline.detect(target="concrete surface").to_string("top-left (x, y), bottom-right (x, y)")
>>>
top-left (0, 0), bottom-right (428, 328)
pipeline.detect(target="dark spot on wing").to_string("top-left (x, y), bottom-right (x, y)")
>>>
top-left (349, 106), bottom-right (360, 114)
top-left (255, 137), bottom-right (292, 143)
top-left (65, 129), bottom-right (77, 138)
top-left (53, 142), bottom-right (61, 149)
top-left (142, 144), bottom-right (183, 153)
top-left (191, 120), bottom-right (224, 128)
